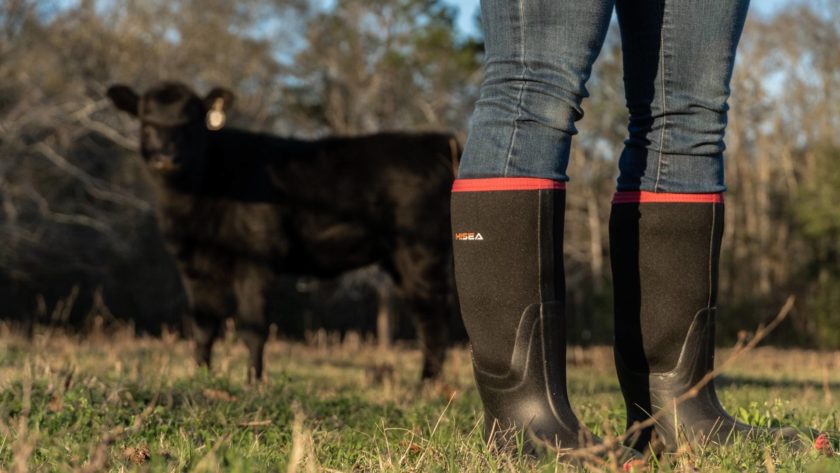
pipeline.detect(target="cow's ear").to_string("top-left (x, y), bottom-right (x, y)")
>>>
top-left (106, 84), bottom-right (139, 116)
top-left (204, 88), bottom-right (235, 111)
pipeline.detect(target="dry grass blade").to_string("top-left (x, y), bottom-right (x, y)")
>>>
top-left (238, 419), bottom-right (272, 428)
top-left (415, 390), bottom-right (456, 465)
top-left (192, 431), bottom-right (234, 472)
top-left (9, 363), bottom-right (35, 473)
top-left (287, 403), bottom-right (319, 473)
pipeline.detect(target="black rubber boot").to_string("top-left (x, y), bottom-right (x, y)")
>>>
top-left (610, 193), bottom-right (808, 452)
top-left (451, 177), bottom-right (595, 454)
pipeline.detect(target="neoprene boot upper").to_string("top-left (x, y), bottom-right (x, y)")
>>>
top-left (451, 178), bottom-right (595, 452)
top-left (610, 194), bottom-right (808, 452)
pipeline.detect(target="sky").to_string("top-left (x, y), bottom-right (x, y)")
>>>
top-left (47, 0), bottom-right (799, 38)
top-left (443, 0), bottom-right (794, 39)
top-left (445, 0), bottom-right (480, 37)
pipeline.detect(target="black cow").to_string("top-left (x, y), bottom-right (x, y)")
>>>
top-left (107, 82), bottom-right (458, 381)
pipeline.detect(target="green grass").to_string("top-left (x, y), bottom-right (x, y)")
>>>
top-left (0, 327), bottom-right (838, 472)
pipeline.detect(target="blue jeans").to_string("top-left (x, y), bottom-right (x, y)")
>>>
top-left (459, 0), bottom-right (750, 193)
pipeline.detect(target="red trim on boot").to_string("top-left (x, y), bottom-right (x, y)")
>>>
top-left (452, 177), bottom-right (566, 192)
top-left (612, 191), bottom-right (724, 204)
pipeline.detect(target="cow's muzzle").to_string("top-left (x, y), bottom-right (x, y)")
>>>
top-left (149, 155), bottom-right (181, 173)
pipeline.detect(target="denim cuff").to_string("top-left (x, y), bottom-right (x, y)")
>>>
top-left (617, 147), bottom-right (726, 193)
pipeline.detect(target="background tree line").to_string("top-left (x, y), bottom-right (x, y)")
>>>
top-left (0, 0), bottom-right (837, 348)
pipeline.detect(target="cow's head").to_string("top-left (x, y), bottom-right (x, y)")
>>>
top-left (107, 82), bottom-right (234, 176)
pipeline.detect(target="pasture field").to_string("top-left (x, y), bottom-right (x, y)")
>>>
top-left (0, 326), bottom-right (838, 472)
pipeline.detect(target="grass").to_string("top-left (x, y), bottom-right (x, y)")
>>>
top-left (0, 325), bottom-right (838, 472)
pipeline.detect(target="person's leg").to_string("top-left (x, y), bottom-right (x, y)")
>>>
top-left (452, 0), bottom-right (615, 453)
top-left (611, 0), bottom-right (817, 452)
top-left (459, 0), bottom-right (614, 181)
top-left (614, 0), bottom-right (746, 194)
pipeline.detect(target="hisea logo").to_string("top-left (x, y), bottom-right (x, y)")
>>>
top-left (455, 232), bottom-right (483, 241)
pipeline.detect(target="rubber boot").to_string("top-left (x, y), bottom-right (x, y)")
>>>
top-left (610, 192), bottom-right (812, 453)
top-left (451, 177), bottom-right (596, 454)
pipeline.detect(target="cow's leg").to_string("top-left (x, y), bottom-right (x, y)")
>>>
top-left (233, 265), bottom-right (271, 382)
top-left (15, 282), bottom-right (36, 339)
top-left (184, 277), bottom-right (228, 370)
top-left (407, 295), bottom-right (449, 380)
top-left (189, 311), bottom-right (222, 368)
top-left (393, 241), bottom-right (451, 381)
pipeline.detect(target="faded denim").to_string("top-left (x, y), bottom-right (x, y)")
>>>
top-left (459, 0), bottom-right (750, 193)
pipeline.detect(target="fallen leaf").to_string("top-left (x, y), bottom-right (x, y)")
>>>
top-left (47, 395), bottom-right (63, 413)
top-left (202, 388), bottom-right (237, 402)
top-left (399, 439), bottom-right (423, 454)
top-left (122, 445), bottom-right (151, 464)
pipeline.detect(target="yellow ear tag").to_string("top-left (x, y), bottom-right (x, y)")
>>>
top-left (206, 98), bottom-right (226, 130)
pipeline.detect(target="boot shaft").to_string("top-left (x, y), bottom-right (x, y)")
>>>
top-left (451, 178), bottom-right (566, 373)
top-left (451, 177), bottom-right (596, 451)
top-left (610, 192), bottom-right (733, 451)
top-left (610, 195), bottom-right (724, 374)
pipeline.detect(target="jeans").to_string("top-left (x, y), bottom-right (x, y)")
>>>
top-left (459, 0), bottom-right (750, 193)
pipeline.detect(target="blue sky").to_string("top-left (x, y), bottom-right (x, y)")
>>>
top-left (445, 0), bottom-right (480, 37)
top-left (443, 0), bottom-right (794, 38)
top-left (48, 0), bottom-right (798, 37)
